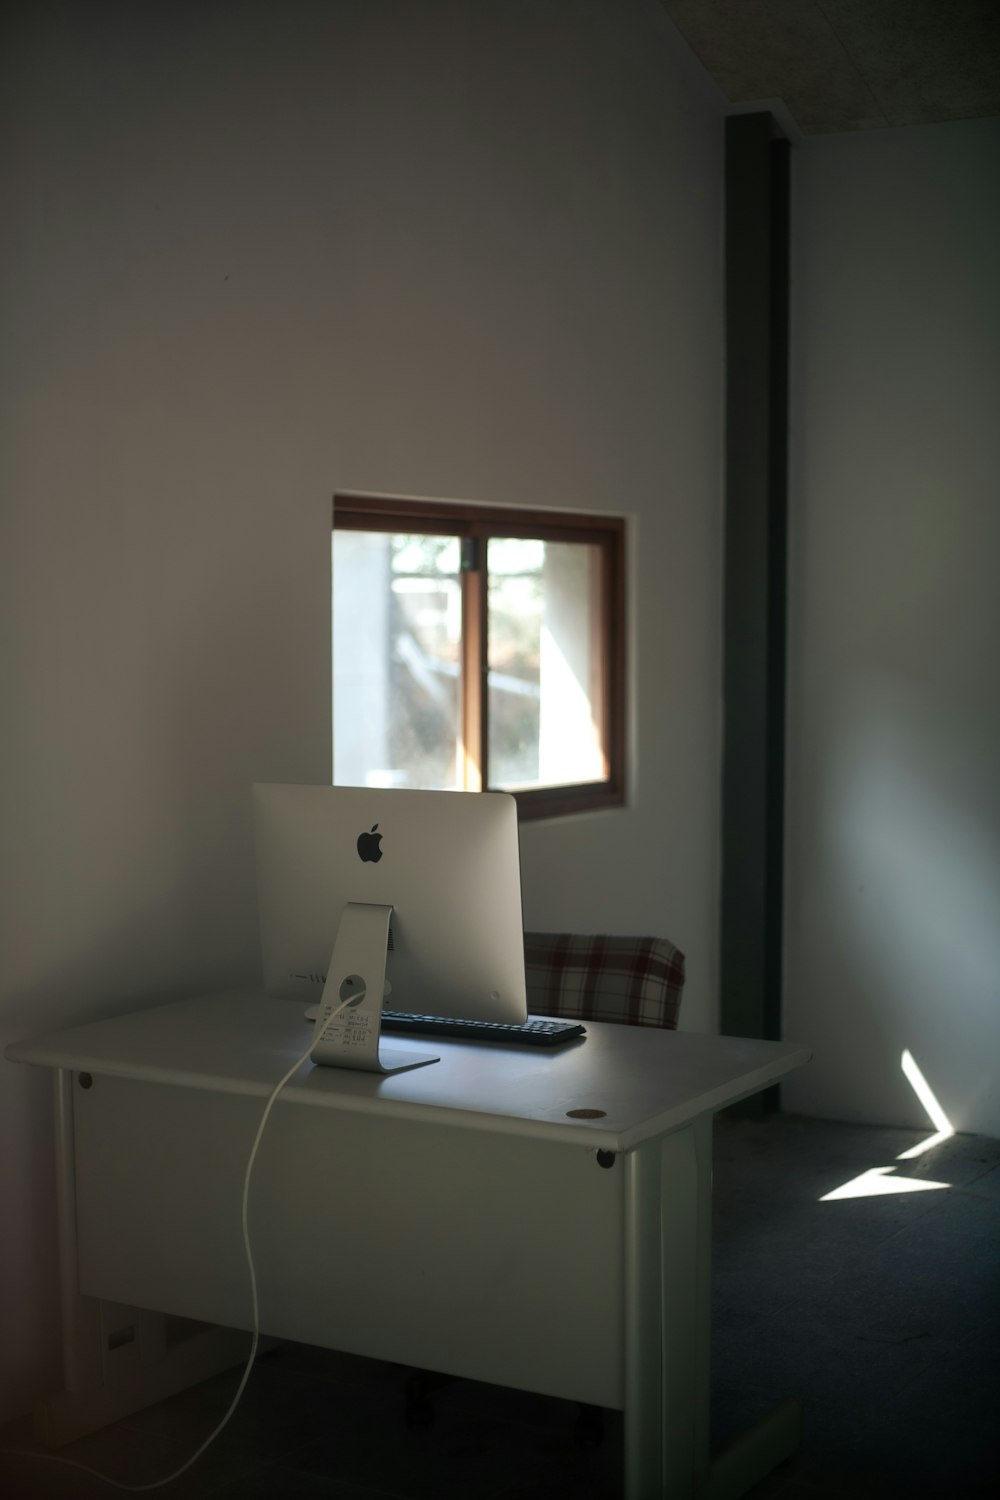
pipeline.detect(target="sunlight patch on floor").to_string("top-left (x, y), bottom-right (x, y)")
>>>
top-left (820, 1165), bottom-right (949, 1200)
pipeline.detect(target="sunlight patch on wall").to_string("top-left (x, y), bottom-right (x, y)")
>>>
top-left (895, 1049), bottom-right (954, 1159)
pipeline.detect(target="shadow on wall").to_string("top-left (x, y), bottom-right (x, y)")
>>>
top-left (787, 670), bottom-right (1000, 1135)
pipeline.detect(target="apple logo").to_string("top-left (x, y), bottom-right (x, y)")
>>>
top-left (356, 823), bottom-right (383, 863)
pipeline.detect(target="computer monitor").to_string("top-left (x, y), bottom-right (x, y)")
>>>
top-left (253, 782), bottom-right (528, 1026)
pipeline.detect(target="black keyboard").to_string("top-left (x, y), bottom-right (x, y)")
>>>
top-left (380, 1011), bottom-right (586, 1047)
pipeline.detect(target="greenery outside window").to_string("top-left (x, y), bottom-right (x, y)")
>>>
top-left (333, 495), bottom-right (625, 820)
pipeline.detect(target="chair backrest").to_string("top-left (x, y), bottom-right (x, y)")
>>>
top-left (523, 932), bottom-right (685, 1030)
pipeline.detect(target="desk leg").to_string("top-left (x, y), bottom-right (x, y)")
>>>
top-left (52, 1070), bottom-right (104, 1400)
top-left (623, 1117), bottom-right (713, 1500)
top-left (35, 1071), bottom-right (251, 1446)
top-left (624, 1139), bottom-right (665, 1500)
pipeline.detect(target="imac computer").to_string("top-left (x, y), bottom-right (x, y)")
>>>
top-left (253, 782), bottom-right (544, 1071)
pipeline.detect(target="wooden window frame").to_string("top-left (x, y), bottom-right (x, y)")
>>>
top-left (333, 495), bottom-right (626, 821)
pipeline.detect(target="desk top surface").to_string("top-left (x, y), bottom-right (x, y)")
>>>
top-left (7, 990), bottom-right (811, 1150)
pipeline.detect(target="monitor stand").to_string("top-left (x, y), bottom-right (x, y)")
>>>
top-left (311, 902), bottom-right (439, 1074)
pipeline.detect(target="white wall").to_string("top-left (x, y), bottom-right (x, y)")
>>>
top-left (784, 119), bottom-right (1000, 1137)
top-left (0, 0), bottom-right (724, 1420)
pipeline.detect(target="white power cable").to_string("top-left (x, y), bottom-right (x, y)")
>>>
top-left (1, 997), bottom-right (353, 1492)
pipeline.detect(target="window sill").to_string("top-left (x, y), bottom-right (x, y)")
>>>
top-left (509, 782), bottom-right (626, 822)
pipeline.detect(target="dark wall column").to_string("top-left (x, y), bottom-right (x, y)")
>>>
top-left (721, 114), bottom-right (790, 1102)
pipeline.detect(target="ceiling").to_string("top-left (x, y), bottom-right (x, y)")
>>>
top-left (660, 0), bottom-right (1000, 135)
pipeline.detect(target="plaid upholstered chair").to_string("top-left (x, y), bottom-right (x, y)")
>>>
top-left (524, 931), bottom-right (685, 1031)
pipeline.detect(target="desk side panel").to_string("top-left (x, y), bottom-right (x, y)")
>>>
top-left (73, 1075), bottom-right (625, 1409)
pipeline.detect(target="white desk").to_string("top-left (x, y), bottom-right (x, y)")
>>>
top-left (8, 991), bottom-right (810, 1500)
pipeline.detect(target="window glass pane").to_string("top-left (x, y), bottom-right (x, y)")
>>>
top-left (487, 539), bottom-right (605, 791)
top-left (333, 531), bottom-right (462, 790)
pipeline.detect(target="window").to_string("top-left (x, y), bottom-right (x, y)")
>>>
top-left (332, 495), bottom-right (625, 820)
